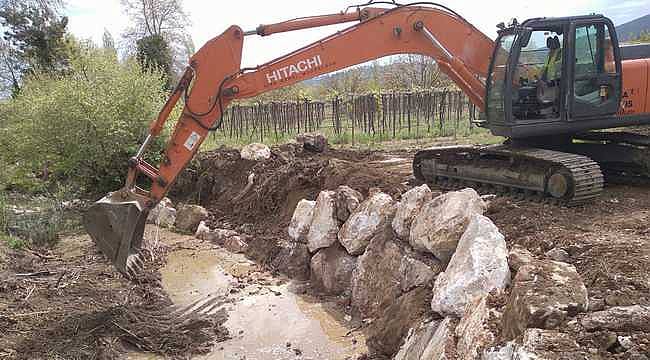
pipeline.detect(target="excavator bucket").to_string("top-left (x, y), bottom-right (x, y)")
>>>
top-left (83, 191), bottom-right (148, 276)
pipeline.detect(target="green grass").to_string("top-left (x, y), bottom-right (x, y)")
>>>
top-left (0, 187), bottom-right (78, 249)
top-left (0, 192), bottom-right (8, 234)
top-left (1, 233), bottom-right (25, 250)
top-left (200, 117), bottom-right (499, 150)
top-left (0, 193), bottom-right (24, 249)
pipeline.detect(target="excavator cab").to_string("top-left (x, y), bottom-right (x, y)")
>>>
top-left (485, 15), bottom-right (623, 139)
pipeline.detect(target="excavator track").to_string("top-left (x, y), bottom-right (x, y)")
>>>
top-left (413, 145), bottom-right (604, 206)
top-left (572, 131), bottom-right (650, 186)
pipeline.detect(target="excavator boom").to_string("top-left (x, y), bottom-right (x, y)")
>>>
top-left (83, 2), bottom-right (495, 274)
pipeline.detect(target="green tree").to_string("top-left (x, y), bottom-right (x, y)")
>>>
top-left (136, 34), bottom-right (173, 86)
top-left (382, 55), bottom-right (452, 91)
top-left (121, 0), bottom-right (190, 83)
top-left (633, 31), bottom-right (650, 43)
top-left (0, 3), bottom-right (72, 73)
top-left (0, 1), bottom-right (73, 94)
top-left (102, 29), bottom-right (116, 51)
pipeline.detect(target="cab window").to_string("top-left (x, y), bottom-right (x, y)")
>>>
top-left (512, 29), bottom-right (564, 121)
top-left (486, 33), bottom-right (516, 123)
top-left (573, 23), bottom-right (616, 104)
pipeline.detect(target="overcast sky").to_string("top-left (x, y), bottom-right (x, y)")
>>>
top-left (65, 0), bottom-right (648, 68)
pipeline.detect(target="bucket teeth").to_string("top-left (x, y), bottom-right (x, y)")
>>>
top-left (171, 293), bottom-right (224, 319)
top-left (125, 252), bottom-right (145, 279)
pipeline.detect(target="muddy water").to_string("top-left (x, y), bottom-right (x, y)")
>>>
top-left (157, 247), bottom-right (366, 360)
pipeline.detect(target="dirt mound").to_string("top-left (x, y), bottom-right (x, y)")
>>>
top-left (172, 144), bottom-right (412, 235)
top-left (0, 234), bottom-right (228, 359)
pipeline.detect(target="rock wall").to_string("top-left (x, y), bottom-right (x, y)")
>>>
top-left (199, 182), bottom-right (642, 359)
top-left (278, 186), bottom-right (512, 358)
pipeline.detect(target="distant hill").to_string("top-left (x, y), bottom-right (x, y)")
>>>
top-left (617, 14), bottom-right (650, 42)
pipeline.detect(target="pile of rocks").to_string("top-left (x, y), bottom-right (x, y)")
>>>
top-left (280, 185), bottom-right (510, 357)
top-left (147, 198), bottom-right (252, 254)
top-left (238, 132), bottom-right (328, 162)
top-left (280, 184), bottom-right (643, 359)
top-left (153, 183), bottom-right (649, 359)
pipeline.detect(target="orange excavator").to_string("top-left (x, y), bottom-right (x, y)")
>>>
top-left (83, 1), bottom-right (650, 275)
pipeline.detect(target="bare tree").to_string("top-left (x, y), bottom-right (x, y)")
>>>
top-left (383, 55), bottom-right (451, 90)
top-left (319, 66), bottom-right (369, 97)
top-left (0, 39), bottom-right (23, 97)
top-left (121, 0), bottom-right (190, 46)
top-left (121, 0), bottom-right (191, 81)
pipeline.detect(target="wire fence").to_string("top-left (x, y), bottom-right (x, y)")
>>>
top-left (210, 90), bottom-right (484, 145)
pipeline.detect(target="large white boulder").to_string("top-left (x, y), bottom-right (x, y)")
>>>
top-left (147, 197), bottom-right (177, 228)
top-left (399, 254), bottom-right (441, 292)
top-left (310, 244), bottom-right (357, 295)
top-left (419, 317), bottom-right (458, 360)
top-left (501, 259), bottom-right (588, 340)
top-left (350, 229), bottom-right (404, 318)
top-left (392, 184), bottom-right (434, 240)
top-left (240, 143), bottom-right (271, 161)
top-left (338, 191), bottom-right (395, 255)
top-left (456, 296), bottom-right (502, 359)
top-left (175, 204), bottom-right (209, 232)
top-left (394, 319), bottom-right (441, 360)
top-left (431, 214), bottom-right (510, 317)
top-left (335, 185), bottom-right (364, 222)
top-left (288, 199), bottom-right (316, 243)
top-left (410, 188), bottom-right (486, 263)
top-left (350, 228), bottom-right (439, 318)
top-left (306, 191), bottom-right (340, 253)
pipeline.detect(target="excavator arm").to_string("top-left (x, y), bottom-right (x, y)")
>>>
top-left (83, 2), bottom-right (495, 275)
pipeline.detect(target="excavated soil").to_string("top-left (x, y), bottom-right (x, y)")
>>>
top-left (0, 228), bottom-right (228, 360)
top-left (173, 144), bottom-right (650, 356)
top-left (488, 187), bottom-right (650, 307)
top-left (2, 142), bottom-right (649, 359)
top-left (172, 144), bottom-right (411, 227)
top-left (487, 188), bottom-right (650, 357)
top-left (171, 143), bottom-right (413, 264)
top-left (175, 145), bottom-right (650, 306)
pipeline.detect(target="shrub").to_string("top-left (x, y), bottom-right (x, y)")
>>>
top-left (7, 198), bottom-right (64, 247)
top-left (2, 234), bottom-right (25, 250)
top-left (0, 43), bottom-right (171, 195)
top-left (0, 187), bottom-right (76, 247)
top-left (0, 192), bottom-right (7, 233)
top-left (0, 193), bottom-right (25, 249)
